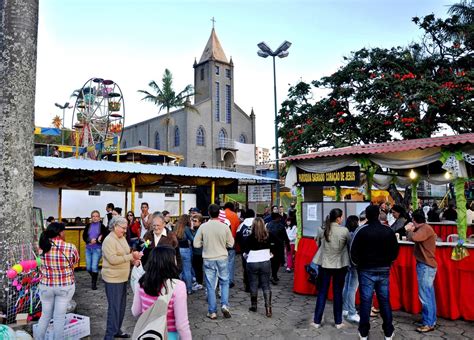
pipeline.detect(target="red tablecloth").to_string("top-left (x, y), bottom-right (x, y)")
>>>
top-left (430, 224), bottom-right (474, 241)
top-left (294, 238), bottom-right (474, 321)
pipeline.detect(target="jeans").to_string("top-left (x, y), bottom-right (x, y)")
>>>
top-left (286, 244), bottom-right (295, 269)
top-left (247, 260), bottom-right (271, 295)
top-left (85, 246), bottom-right (102, 273)
top-left (180, 247), bottom-right (193, 293)
top-left (35, 284), bottom-right (75, 340)
top-left (358, 268), bottom-right (394, 337)
top-left (204, 258), bottom-right (229, 313)
top-left (416, 262), bottom-right (437, 326)
top-left (342, 266), bottom-right (359, 316)
top-left (104, 281), bottom-right (127, 340)
top-left (313, 267), bottom-right (347, 325)
top-left (227, 249), bottom-right (236, 285)
top-left (192, 253), bottom-right (204, 285)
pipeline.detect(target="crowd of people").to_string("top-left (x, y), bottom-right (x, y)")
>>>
top-left (34, 198), bottom-right (452, 339)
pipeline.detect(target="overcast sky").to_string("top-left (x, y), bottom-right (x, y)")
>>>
top-left (35, 0), bottom-right (453, 155)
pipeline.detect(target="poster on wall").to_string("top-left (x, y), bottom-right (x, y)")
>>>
top-left (307, 204), bottom-right (319, 221)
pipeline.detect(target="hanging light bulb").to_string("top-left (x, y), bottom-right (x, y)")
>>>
top-left (409, 169), bottom-right (418, 180)
top-left (444, 171), bottom-right (451, 180)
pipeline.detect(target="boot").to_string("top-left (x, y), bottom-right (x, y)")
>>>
top-left (91, 272), bottom-right (98, 290)
top-left (263, 291), bottom-right (272, 317)
top-left (249, 294), bottom-right (258, 312)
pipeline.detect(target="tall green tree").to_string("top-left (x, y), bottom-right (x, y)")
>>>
top-left (278, 3), bottom-right (473, 156)
top-left (138, 69), bottom-right (194, 151)
top-left (0, 0), bottom-right (38, 307)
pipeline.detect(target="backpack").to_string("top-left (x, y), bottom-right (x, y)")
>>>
top-left (132, 279), bottom-right (176, 340)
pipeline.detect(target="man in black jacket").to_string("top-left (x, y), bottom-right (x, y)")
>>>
top-left (350, 205), bottom-right (399, 340)
top-left (266, 212), bottom-right (290, 284)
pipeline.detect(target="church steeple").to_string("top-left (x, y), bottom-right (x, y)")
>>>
top-left (199, 28), bottom-right (228, 64)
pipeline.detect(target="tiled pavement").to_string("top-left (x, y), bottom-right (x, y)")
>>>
top-left (74, 258), bottom-right (474, 339)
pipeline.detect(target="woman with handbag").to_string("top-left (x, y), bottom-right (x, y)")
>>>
top-left (132, 245), bottom-right (192, 340)
top-left (35, 222), bottom-right (79, 340)
top-left (311, 208), bottom-right (350, 330)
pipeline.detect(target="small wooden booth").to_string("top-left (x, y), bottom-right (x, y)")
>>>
top-left (283, 133), bottom-right (474, 320)
top-left (34, 156), bottom-right (276, 267)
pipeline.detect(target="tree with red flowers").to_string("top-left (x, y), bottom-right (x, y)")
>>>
top-left (278, 3), bottom-right (473, 156)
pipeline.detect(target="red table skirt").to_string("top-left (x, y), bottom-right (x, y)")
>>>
top-left (294, 237), bottom-right (474, 321)
top-left (431, 224), bottom-right (474, 241)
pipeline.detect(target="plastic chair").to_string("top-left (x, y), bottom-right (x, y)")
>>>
top-left (447, 234), bottom-right (459, 243)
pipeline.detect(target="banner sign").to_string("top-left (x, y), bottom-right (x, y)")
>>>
top-left (297, 166), bottom-right (360, 187)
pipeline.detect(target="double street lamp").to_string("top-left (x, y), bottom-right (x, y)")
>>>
top-left (257, 40), bottom-right (292, 207)
top-left (54, 102), bottom-right (70, 157)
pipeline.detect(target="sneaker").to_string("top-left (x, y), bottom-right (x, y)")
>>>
top-left (385, 332), bottom-right (394, 340)
top-left (286, 268), bottom-right (292, 273)
top-left (358, 333), bottom-right (368, 340)
top-left (192, 283), bottom-right (203, 291)
top-left (335, 323), bottom-right (346, 329)
top-left (206, 312), bottom-right (217, 320)
top-left (221, 305), bottom-right (231, 318)
top-left (417, 325), bottom-right (435, 333)
top-left (342, 310), bottom-right (349, 317)
top-left (310, 322), bottom-right (321, 329)
top-left (346, 313), bottom-right (360, 323)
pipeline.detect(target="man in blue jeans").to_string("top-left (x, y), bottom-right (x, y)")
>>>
top-left (405, 209), bottom-right (437, 333)
top-left (350, 205), bottom-right (399, 340)
top-left (193, 204), bottom-right (234, 320)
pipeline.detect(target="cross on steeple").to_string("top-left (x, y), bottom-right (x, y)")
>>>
top-left (210, 17), bottom-right (216, 29)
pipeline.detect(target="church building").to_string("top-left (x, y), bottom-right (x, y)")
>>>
top-left (121, 28), bottom-right (256, 173)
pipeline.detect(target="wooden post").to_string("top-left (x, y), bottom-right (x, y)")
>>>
top-left (211, 181), bottom-right (215, 204)
top-left (124, 188), bottom-right (128, 213)
top-left (75, 130), bottom-right (79, 159)
top-left (116, 136), bottom-right (120, 163)
top-left (131, 177), bottom-right (136, 213)
top-left (58, 188), bottom-right (62, 220)
top-left (295, 185), bottom-right (303, 250)
top-left (179, 187), bottom-right (183, 216)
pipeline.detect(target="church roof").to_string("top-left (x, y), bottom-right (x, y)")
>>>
top-left (199, 28), bottom-right (228, 64)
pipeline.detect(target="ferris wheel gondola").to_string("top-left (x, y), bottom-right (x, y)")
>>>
top-left (71, 78), bottom-right (125, 159)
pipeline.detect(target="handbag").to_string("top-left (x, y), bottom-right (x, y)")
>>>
top-left (305, 262), bottom-right (319, 285)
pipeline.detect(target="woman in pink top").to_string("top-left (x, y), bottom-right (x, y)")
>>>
top-left (132, 245), bottom-right (192, 340)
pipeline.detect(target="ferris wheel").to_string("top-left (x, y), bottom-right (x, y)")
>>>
top-left (71, 78), bottom-right (125, 159)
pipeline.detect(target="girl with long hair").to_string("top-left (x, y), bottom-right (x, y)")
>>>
top-left (342, 215), bottom-right (361, 323)
top-left (174, 214), bottom-right (194, 295)
top-left (245, 217), bottom-right (275, 317)
top-left (285, 217), bottom-right (297, 272)
top-left (132, 246), bottom-right (192, 340)
top-left (126, 210), bottom-right (140, 248)
top-left (35, 223), bottom-right (79, 340)
top-left (312, 208), bottom-right (350, 329)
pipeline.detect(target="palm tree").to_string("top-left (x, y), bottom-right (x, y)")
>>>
top-left (448, 0), bottom-right (474, 24)
top-left (138, 69), bottom-right (194, 151)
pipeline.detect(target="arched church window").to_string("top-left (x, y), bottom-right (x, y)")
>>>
top-left (239, 134), bottom-right (247, 143)
top-left (174, 127), bottom-right (180, 147)
top-left (196, 126), bottom-right (205, 146)
top-left (218, 128), bottom-right (227, 147)
top-left (154, 132), bottom-right (160, 150)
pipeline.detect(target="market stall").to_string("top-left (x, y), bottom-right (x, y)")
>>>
top-left (284, 133), bottom-right (474, 320)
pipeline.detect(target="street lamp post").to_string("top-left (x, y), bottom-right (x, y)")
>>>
top-left (257, 40), bottom-right (291, 207)
top-left (55, 102), bottom-right (70, 157)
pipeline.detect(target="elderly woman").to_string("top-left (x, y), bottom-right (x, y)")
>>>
top-left (142, 214), bottom-right (180, 268)
top-left (35, 223), bottom-right (79, 340)
top-left (102, 216), bottom-right (142, 339)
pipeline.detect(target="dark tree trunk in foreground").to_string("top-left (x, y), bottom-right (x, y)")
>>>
top-left (0, 0), bottom-right (38, 308)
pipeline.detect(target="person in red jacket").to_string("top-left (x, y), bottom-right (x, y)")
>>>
top-left (224, 202), bottom-right (240, 288)
top-left (126, 210), bottom-right (140, 249)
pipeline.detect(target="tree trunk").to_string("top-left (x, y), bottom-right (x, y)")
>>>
top-left (0, 0), bottom-right (38, 308)
top-left (166, 109), bottom-right (170, 151)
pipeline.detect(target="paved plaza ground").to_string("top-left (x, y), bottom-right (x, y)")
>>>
top-left (74, 258), bottom-right (474, 339)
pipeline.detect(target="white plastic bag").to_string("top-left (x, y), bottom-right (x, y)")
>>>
top-left (130, 263), bottom-right (145, 293)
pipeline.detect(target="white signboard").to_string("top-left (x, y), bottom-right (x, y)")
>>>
top-left (248, 185), bottom-right (272, 202)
